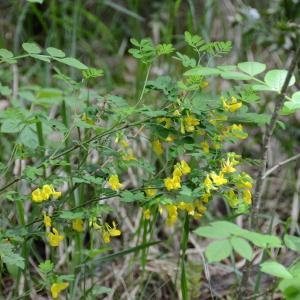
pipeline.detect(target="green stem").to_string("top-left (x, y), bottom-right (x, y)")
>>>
top-left (180, 213), bottom-right (189, 300)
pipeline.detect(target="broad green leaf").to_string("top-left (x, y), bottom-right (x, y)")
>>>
top-left (284, 235), bottom-right (300, 252)
top-left (30, 54), bottom-right (50, 62)
top-left (230, 237), bottom-right (253, 261)
top-left (193, 226), bottom-right (230, 239)
top-left (264, 69), bottom-right (295, 91)
top-left (238, 61), bottom-right (266, 76)
top-left (1, 119), bottom-right (23, 133)
top-left (260, 261), bottom-right (293, 279)
top-left (184, 67), bottom-right (221, 76)
top-left (205, 239), bottom-right (232, 263)
top-left (217, 65), bottom-right (236, 71)
top-left (18, 126), bottom-right (39, 149)
top-left (241, 231), bottom-right (282, 248)
top-left (220, 71), bottom-right (252, 80)
top-left (0, 49), bottom-right (14, 59)
top-left (46, 47), bottom-right (65, 58)
top-left (251, 84), bottom-right (273, 91)
top-left (22, 42), bottom-right (41, 54)
top-left (54, 57), bottom-right (88, 70)
top-left (210, 221), bottom-right (245, 235)
top-left (292, 91), bottom-right (300, 101)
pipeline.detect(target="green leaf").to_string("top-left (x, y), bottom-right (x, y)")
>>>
top-left (230, 237), bottom-right (253, 261)
top-left (210, 221), bottom-right (246, 235)
top-left (205, 239), bottom-right (232, 263)
top-left (220, 71), bottom-right (252, 80)
top-left (18, 126), bottom-right (39, 149)
top-left (22, 42), bottom-right (41, 54)
top-left (92, 286), bottom-right (112, 296)
top-left (284, 235), bottom-right (300, 252)
top-left (264, 69), bottom-right (295, 91)
top-left (260, 261), bottom-right (293, 279)
top-left (27, 0), bottom-right (44, 3)
top-left (120, 190), bottom-right (145, 203)
top-left (38, 260), bottom-right (54, 273)
top-left (54, 57), bottom-right (88, 70)
top-left (193, 226), bottom-right (230, 239)
top-left (82, 68), bottom-right (104, 79)
top-left (30, 54), bottom-right (50, 62)
top-left (46, 47), bottom-right (65, 58)
top-left (0, 49), bottom-right (14, 59)
top-left (184, 67), bottom-right (221, 77)
top-left (291, 91), bottom-right (300, 101)
top-left (238, 62), bottom-right (266, 76)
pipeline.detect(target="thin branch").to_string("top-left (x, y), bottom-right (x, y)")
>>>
top-left (262, 152), bottom-right (300, 179)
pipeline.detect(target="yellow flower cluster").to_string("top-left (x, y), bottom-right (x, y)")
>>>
top-left (182, 114), bottom-right (199, 133)
top-left (222, 96), bottom-right (242, 112)
top-left (89, 218), bottom-right (122, 244)
top-left (72, 218), bottom-right (84, 232)
top-left (101, 222), bottom-right (122, 244)
top-left (31, 184), bottom-right (61, 203)
top-left (108, 175), bottom-right (123, 191)
top-left (47, 228), bottom-right (64, 247)
top-left (164, 160), bottom-right (191, 191)
top-left (152, 139), bottom-right (164, 156)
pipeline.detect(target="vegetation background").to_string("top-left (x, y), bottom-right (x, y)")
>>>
top-left (1, 0), bottom-right (300, 299)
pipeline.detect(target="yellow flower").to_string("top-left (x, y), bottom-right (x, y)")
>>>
top-left (204, 175), bottom-right (214, 192)
top-left (173, 166), bottom-right (183, 178)
top-left (224, 189), bottom-right (239, 208)
top-left (43, 212), bottom-right (52, 228)
top-left (221, 158), bottom-right (236, 173)
top-left (209, 113), bottom-right (228, 126)
top-left (108, 175), bottom-right (123, 191)
top-left (51, 282), bottom-right (69, 299)
top-left (166, 135), bottom-right (175, 143)
top-left (72, 219), bottom-right (84, 232)
top-left (178, 202), bottom-right (195, 215)
top-left (47, 228), bottom-right (64, 247)
top-left (243, 189), bottom-right (252, 205)
top-left (222, 96), bottom-right (242, 112)
top-left (166, 205), bottom-right (178, 226)
top-left (120, 139), bottom-right (129, 148)
top-left (107, 221), bottom-right (121, 237)
top-left (143, 209), bottom-right (151, 220)
top-left (31, 185), bottom-right (61, 202)
top-left (164, 176), bottom-right (181, 191)
top-left (183, 115), bottom-right (199, 132)
top-left (31, 188), bottom-right (44, 202)
top-left (101, 221), bottom-right (121, 243)
top-left (152, 139), bottom-right (163, 156)
top-left (200, 193), bottom-right (210, 203)
top-left (102, 230), bottom-right (111, 244)
top-left (180, 160), bottom-right (191, 175)
top-left (144, 188), bottom-right (157, 197)
top-left (82, 113), bottom-right (95, 125)
top-left (200, 141), bottom-right (209, 153)
top-left (158, 117), bottom-right (172, 128)
top-left (210, 172), bottom-right (228, 186)
top-left (122, 152), bottom-right (137, 161)
top-left (225, 124), bottom-right (248, 140)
